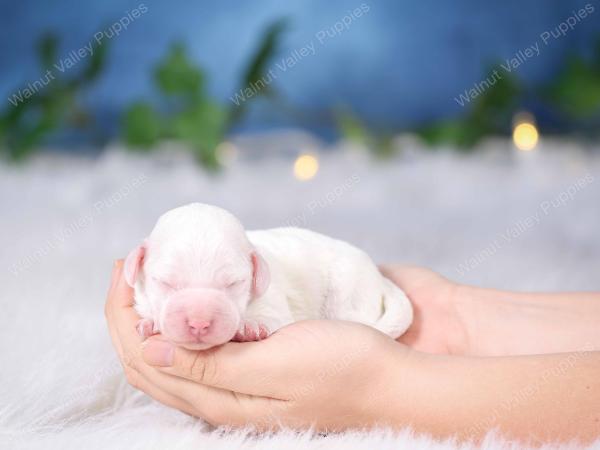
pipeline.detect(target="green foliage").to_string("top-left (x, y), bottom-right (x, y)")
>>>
top-left (338, 43), bottom-right (600, 153)
top-left (418, 120), bottom-right (485, 149)
top-left (228, 18), bottom-right (287, 124)
top-left (336, 67), bottom-right (523, 153)
top-left (545, 50), bottom-right (600, 118)
top-left (155, 43), bottom-right (203, 98)
top-left (122, 43), bottom-right (228, 169)
top-left (38, 33), bottom-right (58, 70)
top-left (123, 20), bottom-right (287, 169)
top-left (123, 102), bottom-right (162, 148)
top-left (9, 24), bottom-right (598, 164)
top-left (415, 48), bottom-right (600, 150)
top-left (242, 19), bottom-right (287, 91)
top-left (417, 68), bottom-right (521, 150)
top-left (79, 37), bottom-right (109, 84)
top-left (336, 109), bottom-right (370, 145)
top-left (335, 108), bottom-right (394, 158)
top-left (0, 32), bottom-right (107, 160)
top-left (336, 109), bottom-right (370, 144)
top-left (170, 102), bottom-right (227, 169)
top-left (1, 19), bottom-right (286, 168)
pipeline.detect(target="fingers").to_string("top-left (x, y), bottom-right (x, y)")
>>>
top-left (105, 260), bottom-right (135, 354)
top-left (123, 358), bottom-right (229, 425)
top-left (105, 261), bottom-right (290, 425)
top-left (142, 335), bottom-right (289, 398)
top-left (107, 259), bottom-right (135, 309)
top-left (105, 260), bottom-right (126, 359)
top-left (104, 260), bottom-right (124, 324)
top-left (122, 364), bottom-right (197, 417)
top-left (106, 258), bottom-right (278, 397)
top-left (105, 260), bottom-right (162, 404)
top-left (105, 260), bottom-right (141, 363)
top-left (379, 264), bottom-right (426, 288)
top-left (136, 362), bottom-right (282, 427)
top-left (379, 264), bottom-right (451, 295)
top-left (104, 260), bottom-right (285, 425)
top-left (125, 340), bottom-right (286, 427)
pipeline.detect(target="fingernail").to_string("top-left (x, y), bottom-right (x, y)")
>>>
top-left (143, 340), bottom-right (174, 367)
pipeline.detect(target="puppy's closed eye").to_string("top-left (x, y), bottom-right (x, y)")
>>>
top-left (226, 279), bottom-right (245, 289)
top-left (152, 276), bottom-right (175, 290)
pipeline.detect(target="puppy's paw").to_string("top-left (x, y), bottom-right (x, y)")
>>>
top-left (136, 318), bottom-right (155, 339)
top-left (232, 320), bottom-right (270, 342)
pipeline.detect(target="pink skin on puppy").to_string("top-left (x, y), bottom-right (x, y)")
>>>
top-left (123, 204), bottom-right (271, 350)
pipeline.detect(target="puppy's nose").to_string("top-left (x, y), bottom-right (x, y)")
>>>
top-left (188, 320), bottom-right (211, 337)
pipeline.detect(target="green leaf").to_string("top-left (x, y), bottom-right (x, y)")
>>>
top-left (336, 109), bottom-right (371, 145)
top-left (546, 57), bottom-right (600, 118)
top-left (417, 66), bottom-right (521, 149)
top-left (471, 69), bottom-right (520, 117)
top-left (154, 43), bottom-right (203, 98)
top-left (229, 18), bottom-right (287, 124)
top-left (10, 114), bottom-right (58, 160)
top-left (80, 39), bottom-right (109, 83)
top-left (418, 120), bottom-right (484, 149)
top-left (4, 95), bottom-right (65, 160)
top-left (170, 101), bottom-right (227, 169)
top-left (122, 102), bottom-right (162, 148)
top-left (1, 30), bottom-right (109, 161)
top-left (593, 38), bottom-right (600, 72)
top-left (37, 33), bottom-right (58, 70)
top-left (241, 18), bottom-right (287, 93)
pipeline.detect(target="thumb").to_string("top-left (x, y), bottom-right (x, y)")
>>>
top-left (142, 336), bottom-right (282, 397)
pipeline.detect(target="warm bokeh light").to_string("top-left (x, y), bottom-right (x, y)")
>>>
top-left (513, 122), bottom-right (539, 151)
top-left (215, 141), bottom-right (238, 166)
top-left (293, 153), bottom-right (319, 180)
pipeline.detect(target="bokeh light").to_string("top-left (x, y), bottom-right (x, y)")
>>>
top-left (513, 120), bottom-right (539, 152)
top-left (293, 153), bottom-right (319, 181)
top-left (215, 141), bottom-right (238, 166)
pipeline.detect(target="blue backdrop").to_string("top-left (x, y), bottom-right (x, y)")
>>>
top-left (1, 0), bottom-right (599, 136)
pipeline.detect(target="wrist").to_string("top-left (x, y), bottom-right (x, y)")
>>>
top-left (452, 283), bottom-right (479, 355)
top-left (458, 287), bottom-right (600, 355)
top-left (453, 283), bottom-right (506, 356)
top-left (365, 342), bottom-right (417, 427)
top-left (374, 345), bottom-right (465, 437)
top-left (452, 284), bottom-right (535, 356)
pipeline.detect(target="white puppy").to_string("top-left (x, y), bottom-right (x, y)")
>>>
top-left (125, 203), bottom-right (413, 349)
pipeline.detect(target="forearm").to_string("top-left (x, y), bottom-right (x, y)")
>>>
top-left (456, 286), bottom-right (600, 355)
top-left (378, 348), bottom-right (600, 443)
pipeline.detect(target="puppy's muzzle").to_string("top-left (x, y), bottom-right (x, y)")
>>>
top-left (161, 288), bottom-right (240, 347)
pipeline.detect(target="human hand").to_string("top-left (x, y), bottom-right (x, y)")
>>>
top-left (379, 265), bottom-right (468, 355)
top-left (105, 260), bottom-right (412, 430)
top-left (107, 260), bottom-right (600, 441)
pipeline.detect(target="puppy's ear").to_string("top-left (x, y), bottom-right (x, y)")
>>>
top-left (124, 241), bottom-right (147, 287)
top-left (251, 251), bottom-right (270, 299)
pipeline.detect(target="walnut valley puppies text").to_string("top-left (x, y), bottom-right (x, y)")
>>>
top-left (454, 3), bottom-right (596, 107)
top-left (230, 3), bottom-right (370, 106)
top-left (7, 3), bottom-right (148, 107)
top-left (456, 173), bottom-right (595, 275)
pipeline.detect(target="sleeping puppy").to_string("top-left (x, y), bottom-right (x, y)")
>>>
top-left (125, 203), bottom-right (413, 350)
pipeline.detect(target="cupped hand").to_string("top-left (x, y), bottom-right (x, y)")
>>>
top-left (105, 260), bottom-right (411, 430)
top-left (379, 265), bottom-right (468, 355)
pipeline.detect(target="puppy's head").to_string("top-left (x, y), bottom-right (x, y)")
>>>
top-left (124, 203), bottom-right (269, 349)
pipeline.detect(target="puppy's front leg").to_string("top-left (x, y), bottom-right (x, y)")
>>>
top-left (233, 319), bottom-right (271, 342)
top-left (233, 292), bottom-right (293, 342)
top-left (136, 318), bottom-right (156, 338)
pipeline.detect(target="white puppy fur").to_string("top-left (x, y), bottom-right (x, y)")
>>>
top-left (125, 203), bottom-right (413, 348)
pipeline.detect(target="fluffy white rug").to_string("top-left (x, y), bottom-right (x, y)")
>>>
top-left (1, 133), bottom-right (599, 450)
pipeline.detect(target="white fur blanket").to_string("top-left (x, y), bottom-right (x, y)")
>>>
top-left (1, 134), bottom-right (599, 450)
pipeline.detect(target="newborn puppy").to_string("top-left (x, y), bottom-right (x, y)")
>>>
top-left (125, 203), bottom-right (413, 349)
